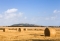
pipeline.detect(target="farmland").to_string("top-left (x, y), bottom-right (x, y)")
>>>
top-left (0, 26), bottom-right (60, 41)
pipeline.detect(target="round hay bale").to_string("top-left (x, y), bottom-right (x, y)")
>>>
top-left (18, 28), bottom-right (21, 32)
top-left (44, 28), bottom-right (56, 37)
top-left (24, 28), bottom-right (26, 31)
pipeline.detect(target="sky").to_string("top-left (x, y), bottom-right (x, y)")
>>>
top-left (0, 0), bottom-right (60, 26)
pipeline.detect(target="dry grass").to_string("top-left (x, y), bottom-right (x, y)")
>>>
top-left (0, 27), bottom-right (60, 41)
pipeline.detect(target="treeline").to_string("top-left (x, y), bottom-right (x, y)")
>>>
top-left (7, 23), bottom-right (60, 27)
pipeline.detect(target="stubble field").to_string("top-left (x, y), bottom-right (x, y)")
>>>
top-left (0, 27), bottom-right (60, 41)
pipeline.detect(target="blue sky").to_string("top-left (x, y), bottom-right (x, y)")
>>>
top-left (0, 0), bottom-right (60, 26)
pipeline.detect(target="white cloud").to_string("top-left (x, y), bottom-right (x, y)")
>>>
top-left (45, 16), bottom-right (57, 21)
top-left (51, 16), bottom-right (57, 20)
top-left (1, 8), bottom-right (23, 19)
top-left (5, 8), bottom-right (18, 14)
top-left (53, 10), bottom-right (60, 13)
top-left (0, 8), bottom-right (60, 26)
top-left (4, 13), bottom-right (17, 19)
top-left (53, 10), bottom-right (57, 13)
top-left (0, 14), bottom-right (3, 18)
top-left (0, 8), bottom-right (24, 26)
top-left (24, 17), bottom-right (27, 19)
top-left (18, 12), bottom-right (23, 17)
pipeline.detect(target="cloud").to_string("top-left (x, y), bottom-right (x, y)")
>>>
top-left (5, 8), bottom-right (18, 14)
top-left (0, 8), bottom-right (60, 26)
top-left (24, 17), bottom-right (27, 19)
top-left (0, 8), bottom-right (23, 26)
top-left (4, 13), bottom-right (16, 19)
top-left (53, 10), bottom-right (60, 13)
top-left (0, 14), bottom-right (3, 18)
top-left (18, 12), bottom-right (23, 17)
top-left (51, 16), bottom-right (57, 20)
top-left (0, 8), bottom-right (23, 19)
top-left (53, 10), bottom-right (57, 13)
top-left (45, 16), bottom-right (57, 21)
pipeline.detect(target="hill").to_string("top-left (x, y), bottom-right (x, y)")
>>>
top-left (8, 23), bottom-right (40, 27)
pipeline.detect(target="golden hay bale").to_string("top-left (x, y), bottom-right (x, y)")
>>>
top-left (18, 28), bottom-right (25, 32)
top-left (18, 28), bottom-right (21, 32)
top-left (44, 28), bottom-right (56, 37)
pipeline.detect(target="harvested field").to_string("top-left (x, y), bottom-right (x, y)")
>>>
top-left (0, 26), bottom-right (60, 41)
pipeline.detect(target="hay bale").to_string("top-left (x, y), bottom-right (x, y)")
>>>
top-left (44, 28), bottom-right (56, 37)
top-left (0, 28), bottom-right (5, 32)
top-left (18, 28), bottom-right (24, 32)
top-left (24, 28), bottom-right (26, 31)
top-left (18, 28), bottom-right (21, 32)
